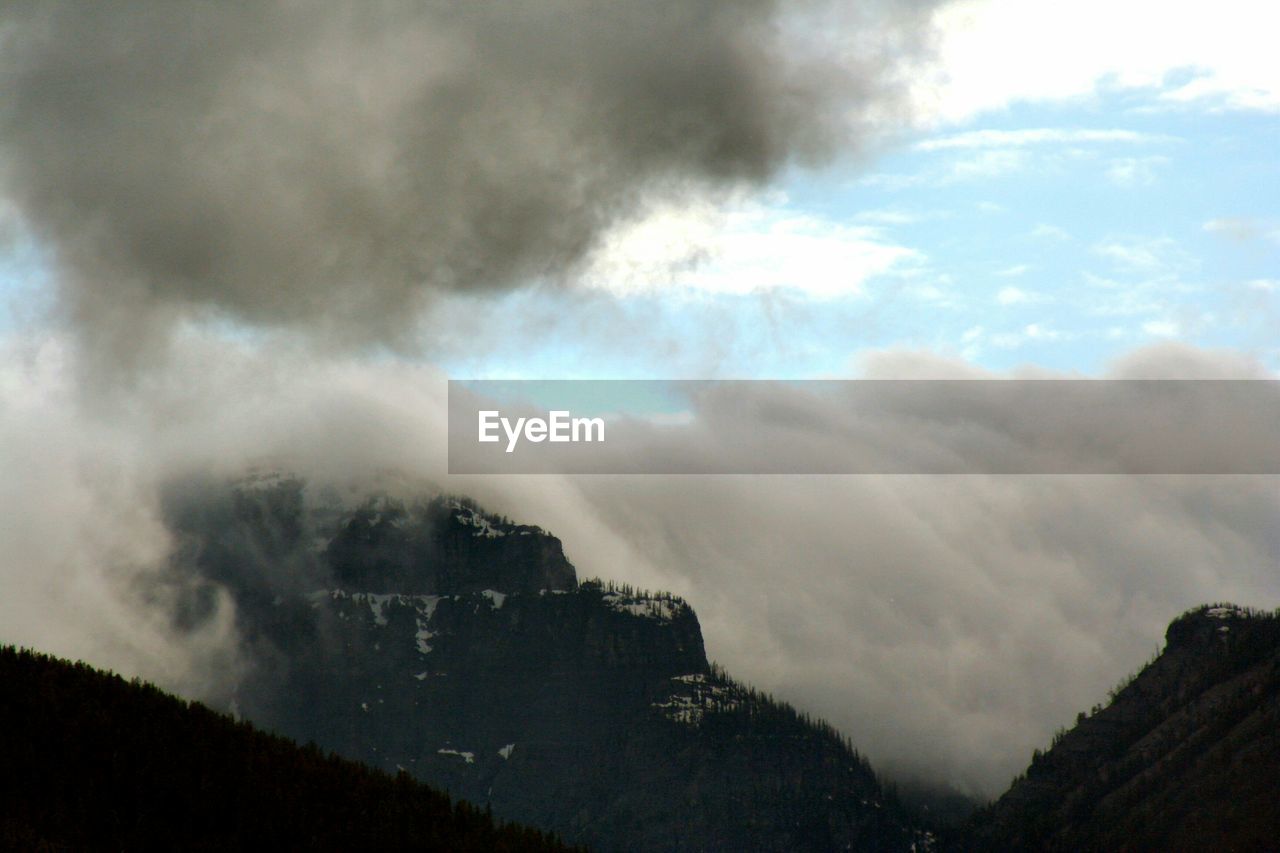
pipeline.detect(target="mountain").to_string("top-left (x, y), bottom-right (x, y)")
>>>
top-left (957, 604), bottom-right (1280, 852)
top-left (10, 467), bottom-right (1277, 850)
top-left (161, 471), bottom-right (932, 852)
top-left (0, 645), bottom-right (574, 852)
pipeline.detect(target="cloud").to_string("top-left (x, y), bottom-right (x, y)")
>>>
top-left (853, 209), bottom-right (936, 226)
top-left (2, 0), bottom-right (1276, 807)
top-left (1204, 217), bottom-right (1280, 245)
top-left (1030, 223), bottom-right (1071, 241)
top-left (1105, 155), bottom-right (1171, 188)
top-left (994, 265), bottom-right (1030, 278)
top-left (910, 0), bottom-right (1280, 124)
top-left (883, 127), bottom-right (1174, 192)
top-left (916, 127), bottom-right (1169, 151)
top-left (0, 1), bottom-right (942, 368)
top-left (578, 195), bottom-right (923, 298)
top-left (1141, 319), bottom-right (1180, 337)
top-left (859, 146), bottom-right (1030, 188)
top-left (946, 148), bottom-right (1029, 181)
top-left (988, 321), bottom-right (1069, 349)
top-left (0, 335), bottom-right (242, 697)
top-left (559, 468), bottom-right (1277, 796)
top-left (479, 345), bottom-right (1278, 794)
top-left (995, 285), bottom-right (1039, 305)
top-left (0, 323), bottom-right (455, 693)
top-left (1080, 241), bottom-right (1206, 335)
top-left (1093, 236), bottom-right (1192, 275)
top-left (5, 321), bottom-right (1276, 798)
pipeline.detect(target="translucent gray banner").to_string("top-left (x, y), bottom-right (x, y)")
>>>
top-left (448, 380), bottom-right (1280, 474)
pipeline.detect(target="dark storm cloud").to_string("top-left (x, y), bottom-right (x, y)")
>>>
top-left (0, 0), bottom-right (936, 358)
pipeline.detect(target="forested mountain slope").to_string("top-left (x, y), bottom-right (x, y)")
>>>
top-left (162, 471), bottom-right (930, 851)
top-left (0, 646), bottom-right (574, 852)
top-left (957, 604), bottom-right (1280, 851)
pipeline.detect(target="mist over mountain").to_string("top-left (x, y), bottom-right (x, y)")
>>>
top-left (1, 0), bottom-right (1276, 848)
top-left (4, 460), bottom-right (1278, 849)
top-left (160, 470), bottom-right (930, 851)
top-left (2, 338), bottom-right (1276, 799)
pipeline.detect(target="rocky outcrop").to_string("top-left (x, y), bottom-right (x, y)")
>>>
top-left (163, 471), bottom-right (927, 852)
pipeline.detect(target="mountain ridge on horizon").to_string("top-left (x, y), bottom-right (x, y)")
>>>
top-left (158, 469), bottom-right (931, 851)
top-left (9, 466), bottom-right (1275, 850)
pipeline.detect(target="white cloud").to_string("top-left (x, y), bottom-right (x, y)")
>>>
top-left (1081, 272), bottom-right (1171, 319)
top-left (1093, 236), bottom-right (1191, 274)
top-left (995, 285), bottom-right (1040, 305)
top-left (1142, 319), bottom-right (1180, 337)
top-left (579, 194), bottom-right (922, 299)
top-left (911, 0), bottom-right (1280, 125)
top-left (990, 321), bottom-right (1069, 349)
top-left (853, 209), bottom-right (934, 226)
top-left (1204, 217), bottom-right (1280, 244)
top-left (947, 147), bottom-right (1029, 180)
top-left (916, 128), bottom-right (1169, 152)
top-left (1105, 155), bottom-right (1171, 187)
top-left (896, 128), bottom-right (1175, 192)
top-left (994, 264), bottom-right (1030, 278)
top-left (905, 281), bottom-right (953, 304)
top-left (859, 147), bottom-right (1031, 190)
top-left (1030, 223), bottom-right (1071, 241)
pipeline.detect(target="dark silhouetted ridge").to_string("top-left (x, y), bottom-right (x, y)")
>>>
top-left (957, 603), bottom-right (1280, 852)
top-left (0, 646), bottom-right (576, 852)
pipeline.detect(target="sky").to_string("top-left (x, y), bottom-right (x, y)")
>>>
top-left (4, 1), bottom-right (1277, 380)
top-left (0, 0), bottom-right (1278, 797)
top-left (423, 0), bottom-right (1280, 380)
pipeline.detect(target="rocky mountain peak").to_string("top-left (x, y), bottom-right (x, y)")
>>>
top-left (159, 469), bottom-right (925, 851)
top-left (1164, 602), bottom-right (1266, 650)
top-left (166, 470), bottom-right (577, 603)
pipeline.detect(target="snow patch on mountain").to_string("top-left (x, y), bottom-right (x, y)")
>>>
top-left (602, 591), bottom-right (682, 622)
top-left (438, 748), bottom-right (475, 764)
top-left (365, 593), bottom-right (396, 626)
top-left (653, 675), bottom-right (743, 726)
top-left (449, 502), bottom-right (506, 538)
top-left (415, 618), bottom-right (436, 655)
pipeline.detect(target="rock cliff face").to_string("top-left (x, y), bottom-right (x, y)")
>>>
top-left (163, 471), bottom-right (927, 852)
top-left (959, 604), bottom-right (1280, 852)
